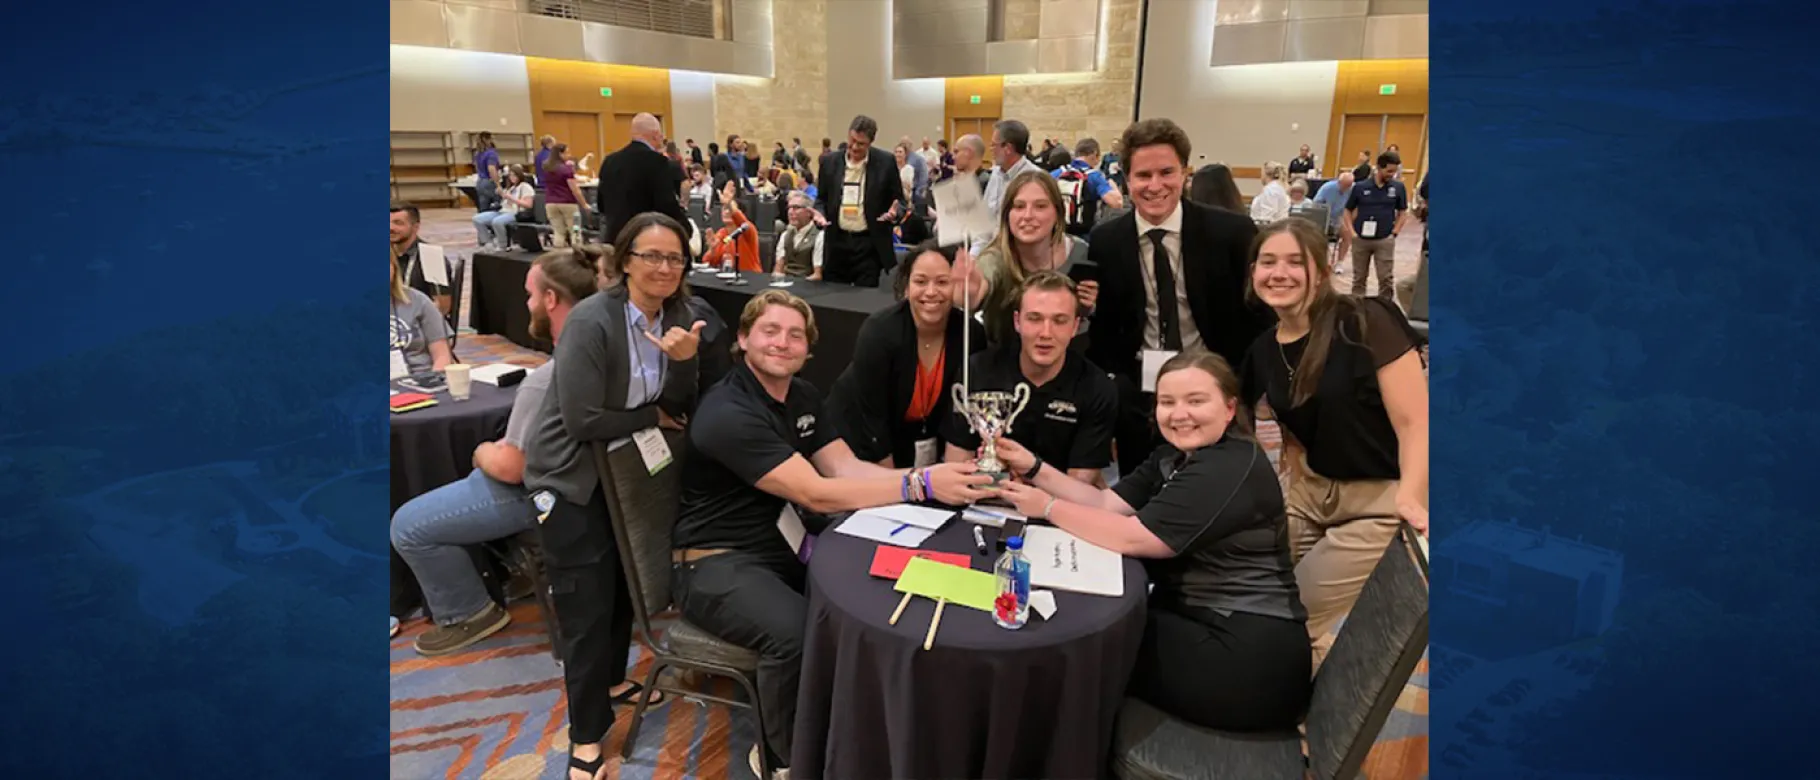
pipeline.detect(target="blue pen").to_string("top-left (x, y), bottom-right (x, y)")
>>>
top-left (890, 523), bottom-right (911, 536)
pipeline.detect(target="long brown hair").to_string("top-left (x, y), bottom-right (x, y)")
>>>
top-left (1247, 219), bottom-right (1369, 407)
top-left (983, 169), bottom-right (1068, 280)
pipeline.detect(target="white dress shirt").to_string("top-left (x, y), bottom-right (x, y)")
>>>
top-left (1135, 202), bottom-right (1204, 353)
top-left (1250, 181), bottom-right (1290, 224)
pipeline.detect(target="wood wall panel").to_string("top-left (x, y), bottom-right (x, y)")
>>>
top-left (1323, 59), bottom-right (1428, 177)
top-left (525, 57), bottom-right (674, 158)
top-left (945, 76), bottom-right (1004, 142)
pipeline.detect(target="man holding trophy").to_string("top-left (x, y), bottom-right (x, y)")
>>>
top-left (944, 272), bottom-right (1118, 487)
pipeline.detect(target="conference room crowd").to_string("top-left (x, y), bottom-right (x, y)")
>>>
top-left (390, 110), bottom-right (1428, 780)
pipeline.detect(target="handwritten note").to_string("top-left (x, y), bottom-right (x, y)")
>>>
top-left (932, 176), bottom-right (992, 247)
top-left (1022, 524), bottom-right (1125, 597)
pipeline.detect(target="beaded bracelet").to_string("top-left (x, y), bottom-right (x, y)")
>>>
top-left (919, 468), bottom-right (934, 503)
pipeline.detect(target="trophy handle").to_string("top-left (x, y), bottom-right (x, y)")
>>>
top-left (950, 383), bottom-right (968, 414)
top-left (1008, 383), bottom-right (1032, 425)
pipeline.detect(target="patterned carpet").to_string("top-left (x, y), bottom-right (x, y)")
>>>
top-left (395, 209), bottom-right (1430, 778)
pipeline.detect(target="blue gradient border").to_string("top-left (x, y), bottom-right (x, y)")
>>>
top-left (0, 1), bottom-right (389, 775)
top-left (1431, 0), bottom-right (1820, 775)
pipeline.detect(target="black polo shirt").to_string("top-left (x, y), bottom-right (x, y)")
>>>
top-left (1343, 175), bottom-right (1408, 240)
top-left (1287, 156), bottom-right (1315, 175)
top-left (941, 342), bottom-right (1116, 473)
top-left (673, 361), bottom-right (838, 553)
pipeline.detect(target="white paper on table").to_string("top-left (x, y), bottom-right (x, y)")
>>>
top-left (471, 363), bottom-right (529, 386)
top-left (418, 244), bottom-right (450, 286)
top-left (778, 505), bottom-right (809, 554)
top-left (1022, 524), bottom-right (1126, 597)
top-left (931, 177), bottom-right (991, 247)
top-left (1029, 590), bottom-right (1058, 620)
top-left (961, 504), bottom-right (1026, 528)
top-left (833, 513), bottom-right (935, 547)
top-left (852, 504), bottom-right (953, 530)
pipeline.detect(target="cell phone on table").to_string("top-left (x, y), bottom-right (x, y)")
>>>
top-left (1067, 261), bottom-right (1099, 284)
top-left (1000, 518), bottom-right (1028, 550)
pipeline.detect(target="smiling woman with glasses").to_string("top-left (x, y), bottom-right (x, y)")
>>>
top-left (521, 209), bottom-right (707, 780)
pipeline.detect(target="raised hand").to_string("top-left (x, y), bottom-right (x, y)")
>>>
top-left (643, 320), bottom-right (708, 361)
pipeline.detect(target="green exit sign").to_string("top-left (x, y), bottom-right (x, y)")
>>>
top-left (969, 94), bottom-right (981, 104)
top-left (1378, 84), bottom-right (1397, 95)
top-left (599, 87), bottom-right (614, 97)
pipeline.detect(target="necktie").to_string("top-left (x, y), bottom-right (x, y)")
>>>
top-left (1148, 228), bottom-right (1182, 350)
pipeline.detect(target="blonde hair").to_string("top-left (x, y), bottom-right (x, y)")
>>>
top-left (1262, 161), bottom-right (1285, 182)
top-left (390, 245), bottom-right (407, 303)
top-left (979, 170), bottom-right (1071, 342)
top-left (736, 289), bottom-right (819, 353)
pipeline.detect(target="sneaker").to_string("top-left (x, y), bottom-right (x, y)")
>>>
top-left (748, 745), bottom-right (788, 780)
top-left (413, 601), bottom-right (511, 656)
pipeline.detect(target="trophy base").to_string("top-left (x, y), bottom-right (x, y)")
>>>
top-left (976, 459), bottom-right (1012, 485)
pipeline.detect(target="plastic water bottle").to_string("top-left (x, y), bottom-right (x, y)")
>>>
top-left (993, 536), bottom-right (1031, 629)
top-left (569, 222), bottom-right (582, 247)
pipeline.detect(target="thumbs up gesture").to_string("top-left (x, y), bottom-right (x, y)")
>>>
top-left (644, 320), bottom-right (708, 361)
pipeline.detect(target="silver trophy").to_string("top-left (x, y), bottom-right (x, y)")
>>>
top-left (951, 383), bottom-right (1032, 482)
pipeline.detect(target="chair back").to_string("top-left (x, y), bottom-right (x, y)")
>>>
top-left (532, 189), bottom-right (548, 224)
top-left (1306, 523), bottom-right (1429, 780)
top-left (591, 436), bottom-right (688, 641)
top-left (445, 254), bottom-right (467, 338)
top-left (1294, 204), bottom-right (1329, 233)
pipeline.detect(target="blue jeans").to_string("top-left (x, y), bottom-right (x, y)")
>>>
top-left (391, 468), bottom-right (537, 625)
top-left (474, 211), bottom-right (518, 248)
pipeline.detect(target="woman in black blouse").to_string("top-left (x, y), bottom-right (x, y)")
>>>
top-left (1241, 218), bottom-right (1428, 665)
top-left (826, 240), bottom-right (987, 467)
top-left (996, 352), bottom-right (1310, 732)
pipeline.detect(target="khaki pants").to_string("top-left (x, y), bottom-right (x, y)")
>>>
top-left (1285, 457), bottom-right (1401, 669)
top-left (1350, 236), bottom-right (1396, 299)
top-left (547, 203), bottom-right (581, 246)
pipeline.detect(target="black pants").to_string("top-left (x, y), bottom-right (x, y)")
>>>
top-left (1113, 372), bottom-right (1160, 476)
top-left (672, 549), bottom-right (806, 768)
top-left (822, 228), bottom-right (881, 287)
top-left (537, 487), bottom-right (635, 745)
top-left (1130, 604), bottom-right (1312, 732)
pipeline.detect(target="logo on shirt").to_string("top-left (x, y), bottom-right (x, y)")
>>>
top-left (795, 414), bottom-right (817, 437)
top-left (1044, 399), bottom-right (1079, 425)
top-left (390, 314), bottom-right (410, 349)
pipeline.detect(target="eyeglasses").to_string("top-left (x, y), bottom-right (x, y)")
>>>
top-left (627, 250), bottom-right (688, 268)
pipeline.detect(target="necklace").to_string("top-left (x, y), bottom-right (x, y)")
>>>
top-left (1277, 339), bottom-right (1296, 382)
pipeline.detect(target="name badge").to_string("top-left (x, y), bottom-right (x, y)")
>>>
top-left (390, 349), bottom-right (408, 380)
top-left (532, 490), bottom-right (557, 524)
top-left (913, 437), bottom-right (939, 468)
top-left (841, 182), bottom-right (862, 220)
top-left (1361, 219), bottom-right (1379, 239)
top-left (777, 504), bottom-right (808, 554)
top-left (1141, 349), bottom-right (1178, 392)
top-left (632, 427), bottom-right (673, 475)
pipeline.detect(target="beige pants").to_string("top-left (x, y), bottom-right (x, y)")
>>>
top-left (1285, 457), bottom-right (1401, 669)
top-left (547, 203), bottom-right (581, 247)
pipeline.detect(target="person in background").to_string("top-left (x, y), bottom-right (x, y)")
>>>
top-left (542, 144), bottom-right (589, 247)
top-left (686, 138), bottom-right (704, 168)
top-left (952, 134), bottom-right (991, 192)
top-left (1054, 137), bottom-right (1125, 239)
top-left (390, 247), bottom-right (452, 375)
top-left (1101, 139), bottom-right (1125, 195)
top-left (390, 201), bottom-right (452, 315)
top-left (534, 134), bottom-right (557, 188)
top-left (995, 350), bottom-right (1312, 733)
top-left (704, 200), bottom-right (762, 272)
top-left (814, 114), bottom-right (907, 287)
top-left (894, 143), bottom-right (916, 203)
top-left (1187, 164), bottom-right (1244, 215)
top-left (773, 191), bottom-right (826, 279)
top-left (1351, 149), bottom-right (1373, 181)
top-left (744, 139), bottom-right (765, 193)
top-left (709, 141), bottom-right (730, 182)
top-left (1249, 161), bottom-right (1290, 224)
top-left (473, 131), bottom-right (502, 212)
top-left (687, 164), bottom-right (715, 203)
top-left (597, 113), bottom-right (693, 249)
top-left (1342, 152), bottom-right (1409, 299)
top-left (791, 137), bottom-right (811, 174)
top-left (935, 139), bottom-right (955, 182)
top-left (1240, 219), bottom-right (1427, 667)
top-left (671, 290), bottom-right (996, 778)
top-left (1313, 172), bottom-right (1356, 263)
top-left (1286, 179), bottom-right (1315, 217)
top-left (474, 165), bottom-right (535, 250)
top-left (772, 141), bottom-right (791, 171)
top-left (391, 249), bottom-right (597, 654)
top-left (943, 272), bottom-right (1116, 486)
top-left (898, 134), bottom-right (930, 207)
top-left (818, 137), bottom-right (835, 167)
top-left (827, 240), bottom-right (985, 467)
top-left (960, 170), bottom-right (1093, 345)
top-left (1288, 144), bottom-right (1316, 177)
top-left (1045, 144), bottom-right (1072, 173)
top-left (525, 214), bottom-right (704, 780)
top-left (974, 119), bottom-right (1042, 254)
top-left (1087, 118), bottom-right (1268, 476)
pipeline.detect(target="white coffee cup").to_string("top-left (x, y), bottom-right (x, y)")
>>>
top-left (446, 363), bottom-right (472, 401)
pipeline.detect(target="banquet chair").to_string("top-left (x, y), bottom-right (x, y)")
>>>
top-left (1110, 524), bottom-right (1428, 780)
top-left (444, 255), bottom-right (467, 346)
top-left (590, 439), bottom-right (771, 776)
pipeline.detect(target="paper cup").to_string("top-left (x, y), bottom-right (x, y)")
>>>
top-left (446, 363), bottom-right (472, 400)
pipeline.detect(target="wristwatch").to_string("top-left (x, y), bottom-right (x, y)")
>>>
top-left (1021, 456), bottom-right (1044, 481)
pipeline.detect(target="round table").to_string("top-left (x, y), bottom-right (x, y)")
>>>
top-left (389, 381), bottom-right (518, 511)
top-left (790, 518), bottom-right (1148, 779)
top-left (388, 380), bottom-right (519, 620)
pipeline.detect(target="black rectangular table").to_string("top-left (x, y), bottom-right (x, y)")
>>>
top-left (467, 251), bottom-right (897, 390)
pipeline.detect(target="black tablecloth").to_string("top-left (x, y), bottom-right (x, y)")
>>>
top-left (389, 381), bottom-right (519, 512)
top-left (791, 518), bottom-right (1148, 779)
top-left (469, 250), bottom-right (554, 353)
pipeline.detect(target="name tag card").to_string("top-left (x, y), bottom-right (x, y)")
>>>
top-left (914, 437), bottom-right (940, 468)
top-left (1361, 219), bottom-right (1379, 239)
top-left (841, 183), bottom-right (863, 221)
top-left (632, 427), bottom-right (673, 475)
top-left (390, 349), bottom-right (408, 380)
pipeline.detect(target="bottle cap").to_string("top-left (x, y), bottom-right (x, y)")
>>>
top-left (1006, 536), bottom-right (1023, 550)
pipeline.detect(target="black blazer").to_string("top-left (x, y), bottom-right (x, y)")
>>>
top-left (815, 146), bottom-right (906, 270)
top-left (826, 300), bottom-right (985, 465)
top-left (688, 146), bottom-right (704, 167)
top-left (596, 141), bottom-right (692, 246)
top-left (1085, 198), bottom-right (1273, 378)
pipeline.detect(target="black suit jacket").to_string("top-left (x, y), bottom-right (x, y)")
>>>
top-left (596, 141), bottom-right (692, 246)
top-left (826, 300), bottom-right (986, 465)
top-left (815, 146), bottom-right (906, 270)
top-left (688, 147), bottom-right (704, 167)
top-left (1085, 198), bottom-right (1273, 378)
